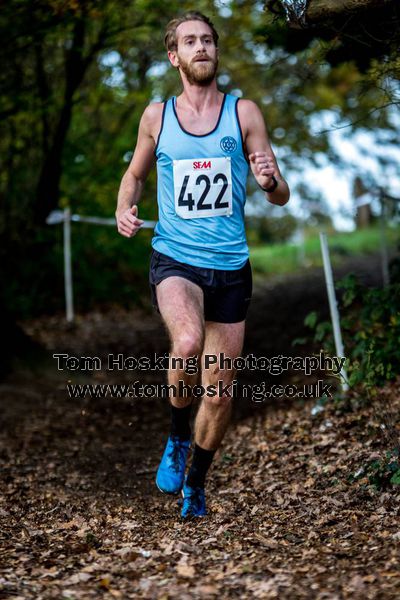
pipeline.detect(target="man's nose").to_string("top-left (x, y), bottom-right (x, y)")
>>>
top-left (195, 39), bottom-right (207, 52)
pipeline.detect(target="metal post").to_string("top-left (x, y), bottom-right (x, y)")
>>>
top-left (319, 232), bottom-right (348, 392)
top-left (63, 207), bottom-right (74, 322)
top-left (379, 192), bottom-right (390, 286)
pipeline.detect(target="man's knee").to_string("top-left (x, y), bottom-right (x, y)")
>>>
top-left (172, 332), bottom-right (203, 360)
top-left (202, 394), bottom-right (232, 409)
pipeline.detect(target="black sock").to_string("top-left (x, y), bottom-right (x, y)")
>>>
top-left (170, 403), bottom-right (192, 440)
top-left (186, 444), bottom-right (216, 489)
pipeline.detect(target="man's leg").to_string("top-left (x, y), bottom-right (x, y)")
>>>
top-left (182, 320), bottom-right (245, 517)
top-left (196, 321), bottom-right (245, 449)
top-left (155, 276), bottom-right (205, 493)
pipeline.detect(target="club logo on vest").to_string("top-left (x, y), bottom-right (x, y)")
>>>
top-left (220, 136), bottom-right (237, 154)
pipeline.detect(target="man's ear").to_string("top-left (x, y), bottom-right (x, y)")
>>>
top-left (168, 49), bottom-right (179, 68)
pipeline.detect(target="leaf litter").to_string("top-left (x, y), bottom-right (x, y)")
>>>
top-left (2, 262), bottom-right (400, 599)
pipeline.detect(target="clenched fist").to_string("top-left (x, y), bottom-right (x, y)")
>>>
top-left (249, 151), bottom-right (277, 191)
top-left (116, 205), bottom-right (144, 238)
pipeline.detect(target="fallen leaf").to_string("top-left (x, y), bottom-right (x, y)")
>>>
top-left (176, 564), bottom-right (195, 578)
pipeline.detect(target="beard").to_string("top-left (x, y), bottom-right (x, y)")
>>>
top-left (177, 53), bottom-right (218, 86)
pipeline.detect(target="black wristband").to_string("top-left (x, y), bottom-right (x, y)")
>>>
top-left (260, 175), bottom-right (278, 193)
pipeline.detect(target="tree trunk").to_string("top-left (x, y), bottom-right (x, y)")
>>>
top-left (35, 93), bottom-right (74, 223)
top-left (35, 18), bottom-right (88, 224)
top-left (35, 41), bottom-right (51, 157)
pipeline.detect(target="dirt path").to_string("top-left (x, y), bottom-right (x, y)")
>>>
top-left (1, 255), bottom-right (399, 599)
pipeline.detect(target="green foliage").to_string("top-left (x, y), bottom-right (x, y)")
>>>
top-left (304, 274), bottom-right (400, 390)
top-left (246, 213), bottom-right (297, 245)
top-left (339, 275), bottom-right (400, 389)
top-left (70, 224), bottom-right (153, 312)
top-left (1, 0), bottom-right (399, 321)
top-left (304, 311), bottom-right (317, 329)
top-left (0, 224), bottom-right (152, 318)
top-left (302, 310), bottom-right (333, 346)
top-left (349, 449), bottom-right (400, 491)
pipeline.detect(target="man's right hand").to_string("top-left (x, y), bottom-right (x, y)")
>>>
top-left (116, 205), bottom-right (144, 238)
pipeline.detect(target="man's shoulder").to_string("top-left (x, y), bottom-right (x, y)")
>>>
top-left (142, 101), bottom-right (165, 123)
top-left (236, 98), bottom-right (264, 132)
top-left (236, 98), bottom-right (261, 116)
top-left (140, 101), bottom-right (167, 139)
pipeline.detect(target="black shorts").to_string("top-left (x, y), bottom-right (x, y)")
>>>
top-left (149, 249), bottom-right (252, 324)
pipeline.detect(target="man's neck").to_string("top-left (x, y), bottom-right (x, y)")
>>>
top-left (177, 80), bottom-right (222, 113)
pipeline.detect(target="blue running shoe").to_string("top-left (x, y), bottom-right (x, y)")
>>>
top-left (181, 479), bottom-right (207, 518)
top-left (156, 436), bottom-right (191, 494)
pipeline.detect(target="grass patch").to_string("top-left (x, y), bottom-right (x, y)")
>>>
top-left (249, 226), bottom-right (399, 277)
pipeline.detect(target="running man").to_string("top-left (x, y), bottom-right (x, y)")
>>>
top-left (116, 11), bottom-right (290, 518)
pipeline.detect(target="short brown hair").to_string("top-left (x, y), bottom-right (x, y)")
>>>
top-left (164, 11), bottom-right (219, 51)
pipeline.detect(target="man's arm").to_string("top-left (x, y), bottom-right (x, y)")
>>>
top-left (116, 103), bottom-right (163, 237)
top-left (237, 99), bottom-right (290, 206)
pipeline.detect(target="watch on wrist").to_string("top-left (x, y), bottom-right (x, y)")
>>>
top-left (260, 175), bottom-right (278, 194)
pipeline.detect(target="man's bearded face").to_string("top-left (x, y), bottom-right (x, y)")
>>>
top-left (176, 51), bottom-right (218, 86)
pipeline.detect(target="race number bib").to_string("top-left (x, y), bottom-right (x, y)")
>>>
top-left (173, 157), bottom-right (232, 219)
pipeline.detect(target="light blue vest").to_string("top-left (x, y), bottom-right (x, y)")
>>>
top-left (152, 93), bottom-right (249, 270)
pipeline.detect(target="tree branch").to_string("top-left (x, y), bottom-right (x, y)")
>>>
top-left (316, 101), bottom-right (400, 134)
top-left (305, 0), bottom-right (396, 23)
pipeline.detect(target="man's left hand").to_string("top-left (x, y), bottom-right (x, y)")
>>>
top-left (249, 151), bottom-right (276, 190)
